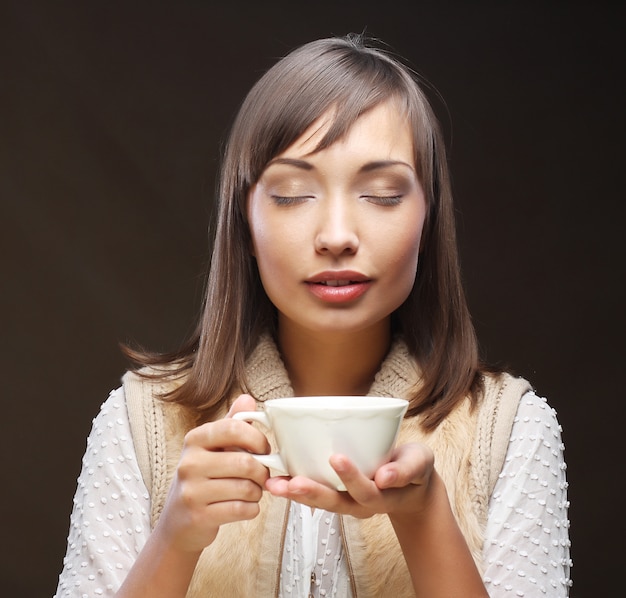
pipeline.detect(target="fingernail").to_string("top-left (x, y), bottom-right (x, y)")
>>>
top-left (382, 470), bottom-right (396, 486)
top-left (332, 456), bottom-right (348, 472)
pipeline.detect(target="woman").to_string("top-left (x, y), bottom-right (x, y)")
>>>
top-left (55, 35), bottom-right (571, 597)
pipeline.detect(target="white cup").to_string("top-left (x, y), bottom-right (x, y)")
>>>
top-left (233, 396), bottom-right (408, 490)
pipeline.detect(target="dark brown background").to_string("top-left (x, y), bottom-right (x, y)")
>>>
top-left (2, 1), bottom-right (624, 596)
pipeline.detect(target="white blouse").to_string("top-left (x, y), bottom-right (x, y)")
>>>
top-left (54, 388), bottom-right (571, 597)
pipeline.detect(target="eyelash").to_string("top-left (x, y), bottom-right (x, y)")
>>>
top-left (271, 195), bottom-right (311, 206)
top-left (363, 195), bottom-right (403, 206)
top-left (270, 194), bottom-right (404, 207)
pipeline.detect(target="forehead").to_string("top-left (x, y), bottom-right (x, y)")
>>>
top-left (277, 100), bottom-right (414, 164)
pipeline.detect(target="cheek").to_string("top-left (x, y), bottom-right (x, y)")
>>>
top-left (249, 221), bottom-right (302, 303)
top-left (249, 238), bottom-right (282, 307)
top-left (250, 231), bottom-right (277, 280)
top-left (395, 239), bottom-right (421, 288)
top-left (386, 217), bottom-right (424, 268)
top-left (251, 221), bottom-right (299, 270)
top-left (248, 192), bottom-right (302, 263)
top-left (380, 220), bottom-right (424, 298)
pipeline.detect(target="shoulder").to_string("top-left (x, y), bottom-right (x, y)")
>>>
top-left (500, 390), bottom-right (568, 500)
top-left (477, 372), bottom-right (533, 445)
top-left (90, 385), bottom-right (133, 437)
top-left (122, 365), bottom-right (187, 397)
top-left (82, 385), bottom-right (148, 501)
top-left (480, 371), bottom-right (532, 406)
top-left (510, 390), bottom-right (565, 449)
top-left (122, 367), bottom-right (191, 429)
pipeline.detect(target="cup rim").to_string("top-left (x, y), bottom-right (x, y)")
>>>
top-left (264, 396), bottom-right (408, 410)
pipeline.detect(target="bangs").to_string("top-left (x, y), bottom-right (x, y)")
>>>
top-left (227, 39), bottom-right (427, 191)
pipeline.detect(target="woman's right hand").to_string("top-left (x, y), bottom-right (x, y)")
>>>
top-left (153, 394), bottom-right (271, 554)
top-left (115, 394), bottom-right (270, 597)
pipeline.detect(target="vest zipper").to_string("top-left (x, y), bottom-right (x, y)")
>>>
top-left (309, 570), bottom-right (316, 597)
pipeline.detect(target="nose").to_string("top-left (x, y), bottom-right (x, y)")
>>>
top-left (314, 197), bottom-right (359, 256)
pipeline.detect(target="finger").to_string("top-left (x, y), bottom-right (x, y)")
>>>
top-left (194, 476), bottom-right (265, 505)
top-left (374, 443), bottom-right (434, 489)
top-left (265, 475), bottom-right (346, 509)
top-left (263, 476), bottom-right (292, 496)
top-left (226, 394), bottom-right (257, 418)
top-left (184, 418), bottom-right (270, 456)
top-left (329, 454), bottom-right (381, 503)
top-left (265, 470), bottom-right (382, 518)
top-left (202, 497), bottom-right (263, 526)
top-left (179, 445), bottom-right (270, 487)
top-left (209, 450), bottom-right (270, 487)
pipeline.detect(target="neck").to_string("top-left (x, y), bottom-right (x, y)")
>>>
top-left (277, 322), bottom-right (391, 396)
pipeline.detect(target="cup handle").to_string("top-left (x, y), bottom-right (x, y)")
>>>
top-left (232, 411), bottom-right (289, 476)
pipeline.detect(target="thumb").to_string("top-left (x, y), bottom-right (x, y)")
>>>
top-left (226, 393), bottom-right (258, 418)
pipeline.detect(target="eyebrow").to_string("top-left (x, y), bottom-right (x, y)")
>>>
top-left (266, 157), bottom-right (314, 170)
top-left (266, 157), bottom-right (414, 173)
top-left (358, 160), bottom-right (414, 174)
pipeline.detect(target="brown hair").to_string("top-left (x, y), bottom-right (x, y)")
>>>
top-left (127, 34), bottom-right (489, 430)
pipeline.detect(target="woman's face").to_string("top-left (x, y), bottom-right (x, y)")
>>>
top-left (247, 100), bottom-right (427, 341)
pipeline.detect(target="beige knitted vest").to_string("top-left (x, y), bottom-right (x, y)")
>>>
top-left (123, 335), bottom-right (530, 597)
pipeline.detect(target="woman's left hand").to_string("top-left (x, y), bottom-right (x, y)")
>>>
top-left (266, 443), bottom-right (489, 597)
top-left (264, 442), bottom-right (436, 521)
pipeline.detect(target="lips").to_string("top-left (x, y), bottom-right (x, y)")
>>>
top-left (316, 280), bottom-right (359, 287)
top-left (305, 271), bottom-right (372, 303)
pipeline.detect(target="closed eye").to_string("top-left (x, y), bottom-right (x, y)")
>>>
top-left (362, 195), bottom-right (404, 206)
top-left (270, 195), bottom-right (313, 206)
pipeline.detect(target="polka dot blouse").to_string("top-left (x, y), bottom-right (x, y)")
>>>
top-left (54, 389), bottom-right (571, 597)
